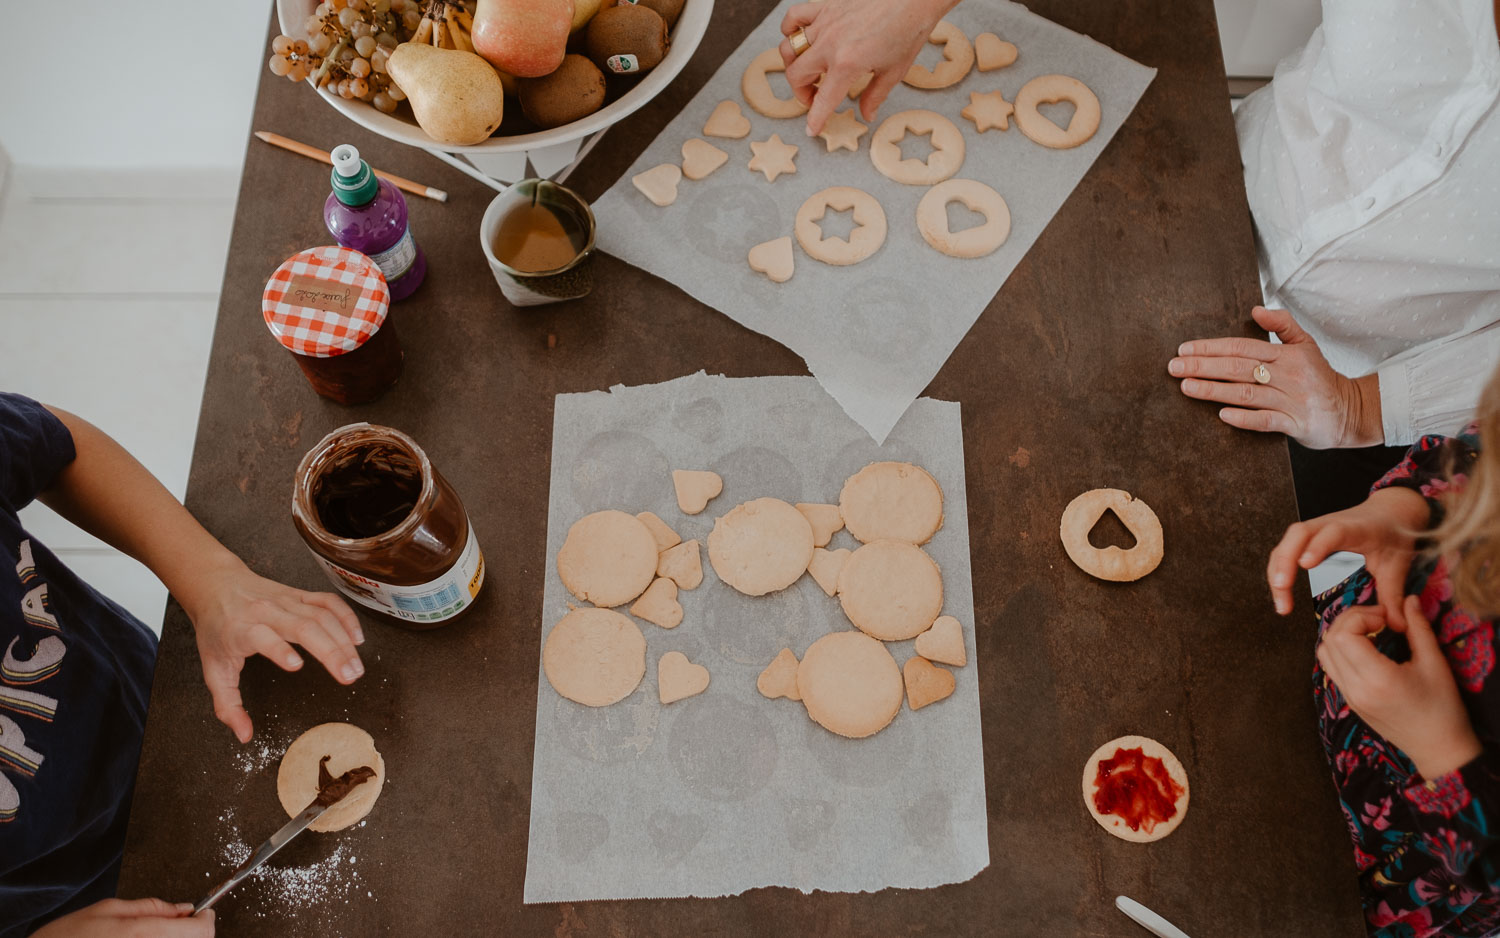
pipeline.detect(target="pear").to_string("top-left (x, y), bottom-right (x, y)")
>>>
top-left (386, 44), bottom-right (505, 146)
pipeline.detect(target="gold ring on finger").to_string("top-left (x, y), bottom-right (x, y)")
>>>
top-left (789, 27), bottom-right (811, 57)
top-left (1253, 363), bottom-right (1271, 384)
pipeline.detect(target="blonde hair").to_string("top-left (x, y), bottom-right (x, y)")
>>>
top-left (1429, 364), bottom-right (1500, 617)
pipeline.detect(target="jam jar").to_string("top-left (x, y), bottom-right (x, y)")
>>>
top-left (263, 246), bottom-right (404, 405)
top-left (292, 424), bottom-right (483, 629)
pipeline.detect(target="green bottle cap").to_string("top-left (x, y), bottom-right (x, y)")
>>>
top-left (330, 144), bottom-right (379, 206)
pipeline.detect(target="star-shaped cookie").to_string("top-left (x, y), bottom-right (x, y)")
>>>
top-left (748, 133), bottom-right (799, 182)
top-left (818, 109), bottom-right (869, 152)
top-left (961, 90), bottom-right (1015, 132)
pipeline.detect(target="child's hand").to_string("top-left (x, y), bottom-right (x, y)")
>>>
top-left (183, 555), bottom-right (365, 743)
top-left (32, 899), bottom-right (213, 937)
top-left (1318, 596), bottom-right (1482, 781)
top-left (1266, 486), bottom-right (1428, 621)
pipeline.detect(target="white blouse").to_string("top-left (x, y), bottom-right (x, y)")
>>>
top-left (1235, 0), bottom-right (1500, 444)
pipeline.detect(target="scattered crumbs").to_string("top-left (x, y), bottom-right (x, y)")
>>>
top-left (1007, 446), bottom-right (1032, 468)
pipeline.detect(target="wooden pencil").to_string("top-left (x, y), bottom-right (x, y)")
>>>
top-left (254, 131), bottom-right (449, 203)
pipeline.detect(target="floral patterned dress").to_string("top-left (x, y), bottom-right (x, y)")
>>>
top-left (1313, 425), bottom-right (1496, 937)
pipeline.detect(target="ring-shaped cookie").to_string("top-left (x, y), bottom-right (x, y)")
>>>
top-left (1014, 74), bottom-right (1102, 149)
top-left (794, 186), bottom-right (888, 267)
top-left (903, 20), bottom-right (975, 89)
top-left (1059, 488), bottom-right (1163, 582)
top-left (741, 47), bottom-right (809, 120)
top-left (869, 109), bottom-right (966, 186)
top-left (917, 179), bottom-right (1011, 259)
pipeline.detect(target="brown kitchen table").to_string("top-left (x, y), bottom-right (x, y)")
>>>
top-left (118, 1), bottom-right (1366, 934)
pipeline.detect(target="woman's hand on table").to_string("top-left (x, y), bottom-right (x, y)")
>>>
top-left (1169, 306), bottom-right (1383, 450)
top-left (32, 899), bottom-right (214, 937)
top-left (1319, 597), bottom-right (1483, 781)
top-left (180, 553), bottom-right (364, 743)
top-left (1266, 486), bottom-right (1427, 621)
top-left (778, 0), bottom-right (957, 135)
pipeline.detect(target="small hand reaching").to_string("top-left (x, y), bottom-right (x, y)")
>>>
top-left (33, 899), bottom-right (214, 938)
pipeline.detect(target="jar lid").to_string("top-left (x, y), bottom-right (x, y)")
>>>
top-left (263, 246), bottom-right (390, 358)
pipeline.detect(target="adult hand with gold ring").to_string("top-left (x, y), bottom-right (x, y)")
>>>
top-left (1168, 305), bottom-right (1385, 449)
top-left (778, 0), bottom-right (959, 136)
top-left (789, 27), bottom-right (811, 57)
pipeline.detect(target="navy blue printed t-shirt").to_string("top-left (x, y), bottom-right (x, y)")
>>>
top-left (0, 394), bottom-right (157, 936)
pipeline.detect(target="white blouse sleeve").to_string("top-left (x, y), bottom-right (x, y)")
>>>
top-left (1378, 321), bottom-right (1500, 445)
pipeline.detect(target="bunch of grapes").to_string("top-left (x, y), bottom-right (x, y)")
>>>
top-left (268, 0), bottom-right (438, 114)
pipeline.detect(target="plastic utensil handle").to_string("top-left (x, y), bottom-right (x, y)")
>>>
top-left (1116, 895), bottom-right (1193, 938)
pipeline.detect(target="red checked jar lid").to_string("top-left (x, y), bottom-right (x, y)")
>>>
top-left (263, 246), bottom-right (404, 405)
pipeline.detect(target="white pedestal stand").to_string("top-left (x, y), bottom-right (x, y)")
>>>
top-left (422, 129), bottom-right (608, 192)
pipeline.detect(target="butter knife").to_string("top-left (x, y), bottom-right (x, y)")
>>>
top-left (1116, 896), bottom-right (1193, 938)
top-left (193, 800), bottom-right (328, 913)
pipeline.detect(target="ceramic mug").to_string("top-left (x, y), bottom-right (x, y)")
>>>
top-left (479, 179), bottom-right (597, 307)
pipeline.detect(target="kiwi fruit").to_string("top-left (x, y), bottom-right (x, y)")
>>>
top-left (518, 54), bottom-right (607, 129)
top-left (613, 0), bottom-right (683, 29)
top-left (586, 4), bottom-right (669, 75)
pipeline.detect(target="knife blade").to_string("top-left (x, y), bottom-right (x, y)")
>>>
top-left (193, 800), bottom-right (329, 913)
top-left (1116, 895), bottom-right (1193, 938)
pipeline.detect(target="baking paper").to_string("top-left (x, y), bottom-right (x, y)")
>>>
top-left (523, 372), bottom-right (985, 902)
top-left (591, 0), bottom-right (1156, 442)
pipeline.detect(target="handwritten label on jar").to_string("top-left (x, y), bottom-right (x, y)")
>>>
top-left (285, 273), bottom-right (356, 313)
top-left (312, 522), bottom-right (485, 624)
top-left (606, 54), bottom-right (641, 74)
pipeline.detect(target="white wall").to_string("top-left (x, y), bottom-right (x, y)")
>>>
top-left (1214, 0), bottom-right (1322, 78)
top-left (0, 0), bottom-right (272, 170)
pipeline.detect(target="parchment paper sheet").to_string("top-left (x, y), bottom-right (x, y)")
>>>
top-left (591, 0), bottom-right (1156, 443)
top-left (523, 372), bottom-right (985, 902)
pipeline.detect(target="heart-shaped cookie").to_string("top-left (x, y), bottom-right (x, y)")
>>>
top-left (636, 511), bottom-right (681, 552)
top-left (658, 538), bottom-right (703, 590)
top-left (630, 577), bottom-right (683, 629)
top-left (903, 656), bottom-right (955, 710)
top-left (757, 647), bottom-right (801, 701)
top-left (673, 469), bottom-right (723, 514)
top-left (747, 236), bottom-right (795, 284)
top-left (681, 138), bottom-right (729, 180)
top-left (975, 32), bottom-right (1019, 71)
top-left (914, 615), bottom-right (966, 667)
top-left (807, 546), bottom-right (850, 597)
top-left (704, 99), bottom-right (751, 138)
top-left (632, 163), bottom-right (681, 207)
top-left (658, 651), bottom-right (710, 704)
top-left (795, 502), bottom-right (844, 547)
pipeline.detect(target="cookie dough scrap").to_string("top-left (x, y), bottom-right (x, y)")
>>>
top-left (543, 607), bottom-right (647, 707)
top-left (704, 99), bottom-right (751, 138)
top-left (797, 631), bottom-right (904, 738)
top-left (1082, 735), bottom-right (1190, 843)
top-left (974, 32), bottom-right (1019, 71)
top-left (673, 469), bottom-right (723, 514)
top-left (914, 615), bottom-right (966, 667)
top-left (818, 109), bottom-right (869, 152)
top-left (903, 656), bottom-right (956, 710)
top-left (749, 133), bottom-right (799, 182)
top-left (632, 163), bottom-right (682, 206)
top-left (1014, 74), bottom-right (1101, 150)
top-left (757, 647), bottom-right (801, 701)
top-left (557, 509), bottom-right (660, 607)
top-left (748, 236), bottom-right (795, 284)
top-left (707, 497), bottom-right (814, 596)
top-left (961, 90), bottom-right (1014, 132)
top-left (1059, 488), bottom-right (1164, 582)
top-left (837, 540), bottom-right (943, 641)
top-left (903, 20), bottom-right (974, 89)
top-left (658, 651), bottom-right (710, 704)
top-left (658, 538), bottom-right (704, 590)
top-left (636, 511), bottom-right (681, 552)
top-left (681, 138), bottom-right (729, 180)
top-left (839, 461), bottom-right (945, 544)
top-left (795, 502), bottom-right (844, 547)
top-left (630, 576), bottom-right (683, 629)
top-left (742, 47), bottom-right (808, 119)
top-left (278, 723), bottom-right (386, 832)
top-left (807, 546), bottom-right (850, 597)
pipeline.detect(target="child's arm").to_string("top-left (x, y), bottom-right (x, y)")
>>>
top-left (36, 406), bottom-right (364, 743)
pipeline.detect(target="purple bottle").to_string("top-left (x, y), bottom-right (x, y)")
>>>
top-left (325, 144), bottom-right (426, 301)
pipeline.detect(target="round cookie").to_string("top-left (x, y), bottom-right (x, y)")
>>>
top-left (794, 186), bottom-right (888, 267)
top-left (1058, 488), bottom-right (1163, 582)
top-left (838, 461), bottom-right (944, 544)
top-left (1081, 734), bottom-right (1190, 843)
top-left (556, 509), bottom-right (659, 607)
top-left (902, 20), bottom-right (975, 89)
top-left (869, 109), bottom-right (966, 186)
top-left (707, 497), bottom-right (815, 596)
top-left (837, 540), bottom-right (943, 642)
top-left (741, 47), bottom-right (808, 119)
top-left (542, 607), bottom-right (647, 707)
top-left (797, 630), bottom-right (904, 738)
top-left (277, 722), bottom-right (386, 832)
top-left (1014, 74), bottom-right (1102, 149)
top-left (917, 179), bottom-right (1011, 259)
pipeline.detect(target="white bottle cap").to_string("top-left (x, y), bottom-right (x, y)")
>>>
top-left (331, 144), bottom-right (362, 179)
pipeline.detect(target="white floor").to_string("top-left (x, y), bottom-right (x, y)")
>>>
top-left (0, 165), bottom-right (236, 635)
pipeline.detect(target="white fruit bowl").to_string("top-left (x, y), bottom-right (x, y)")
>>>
top-left (275, 0), bottom-right (713, 153)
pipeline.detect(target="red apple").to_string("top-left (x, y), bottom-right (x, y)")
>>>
top-left (471, 0), bottom-right (572, 78)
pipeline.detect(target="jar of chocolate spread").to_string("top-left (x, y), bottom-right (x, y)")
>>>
top-left (263, 246), bottom-right (403, 405)
top-left (292, 424), bottom-right (483, 629)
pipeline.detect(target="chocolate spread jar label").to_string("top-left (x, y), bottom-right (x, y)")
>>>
top-left (368, 226), bottom-right (417, 281)
top-left (606, 54), bottom-right (640, 74)
top-left (313, 522), bottom-right (484, 623)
